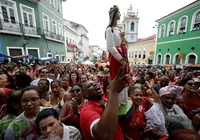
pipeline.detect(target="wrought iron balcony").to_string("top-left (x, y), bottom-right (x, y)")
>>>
top-left (0, 19), bottom-right (40, 36)
top-left (0, 19), bottom-right (21, 33)
top-left (22, 24), bottom-right (40, 36)
top-left (44, 29), bottom-right (64, 42)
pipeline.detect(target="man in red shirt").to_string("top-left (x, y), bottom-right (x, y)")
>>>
top-left (80, 67), bottom-right (127, 140)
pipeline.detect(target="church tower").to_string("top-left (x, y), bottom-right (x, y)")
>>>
top-left (122, 4), bottom-right (139, 43)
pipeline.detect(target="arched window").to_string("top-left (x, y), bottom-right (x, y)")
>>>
top-left (178, 16), bottom-right (187, 34)
top-left (165, 54), bottom-right (171, 64)
top-left (129, 51), bottom-right (131, 58)
top-left (131, 22), bottom-right (134, 32)
top-left (143, 49), bottom-right (146, 59)
top-left (135, 50), bottom-right (137, 58)
top-left (159, 24), bottom-right (165, 38)
top-left (139, 50), bottom-right (141, 58)
top-left (188, 55), bottom-right (196, 64)
top-left (168, 21), bottom-right (175, 36)
top-left (157, 54), bottom-right (162, 64)
top-left (173, 53), bottom-right (181, 64)
top-left (192, 11), bottom-right (200, 31)
top-left (132, 51), bottom-right (134, 58)
top-left (185, 53), bottom-right (198, 64)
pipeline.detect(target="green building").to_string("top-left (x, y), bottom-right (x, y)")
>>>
top-left (0, 0), bottom-right (66, 61)
top-left (154, 0), bottom-right (200, 65)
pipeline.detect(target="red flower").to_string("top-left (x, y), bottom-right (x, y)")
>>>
top-left (95, 63), bottom-right (98, 68)
top-left (106, 65), bottom-right (110, 68)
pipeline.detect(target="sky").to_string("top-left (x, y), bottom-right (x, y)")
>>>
top-left (62, 0), bottom-right (195, 49)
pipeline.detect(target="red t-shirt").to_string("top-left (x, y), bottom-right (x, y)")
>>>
top-left (0, 88), bottom-right (11, 105)
top-left (102, 94), bottom-right (108, 102)
top-left (121, 97), bottom-right (150, 139)
top-left (80, 100), bottom-right (124, 140)
top-left (184, 94), bottom-right (200, 115)
top-left (65, 99), bottom-right (86, 130)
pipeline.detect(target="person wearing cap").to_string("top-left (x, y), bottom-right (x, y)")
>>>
top-left (145, 85), bottom-right (192, 139)
top-left (105, 5), bottom-right (129, 105)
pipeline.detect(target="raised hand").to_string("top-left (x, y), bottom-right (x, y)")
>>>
top-left (70, 98), bottom-right (79, 114)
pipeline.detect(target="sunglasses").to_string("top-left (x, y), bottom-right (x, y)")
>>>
top-left (71, 89), bottom-right (81, 94)
top-left (21, 97), bottom-right (39, 105)
top-left (41, 71), bottom-right (48, 74)
top-left (187, 82), bottom-right (197, 87)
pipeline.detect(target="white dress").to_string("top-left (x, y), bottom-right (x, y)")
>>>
top-left (106, 27), bottom-right (128, 104)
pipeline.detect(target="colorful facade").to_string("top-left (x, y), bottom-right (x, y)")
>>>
top-left (0, 0), bottom-right (66, 61)
top-left (128, 35), bottom-right (156, 66)
top-left (154, 0), bottom-right (200, 65)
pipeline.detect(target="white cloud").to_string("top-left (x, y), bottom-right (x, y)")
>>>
top-left (63, 0), bottom-right (195, 49)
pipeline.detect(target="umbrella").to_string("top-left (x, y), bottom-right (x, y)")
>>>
top-left (40, 57), bottom-right (59, 62)
top-left (12, 54), bottom-right (41, 60)
top-left (0, 53), bottom-right (11, 58)
top-left (82, 60), bottom-right (94, 65)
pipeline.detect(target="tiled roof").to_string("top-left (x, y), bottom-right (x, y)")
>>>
top-left (135, 34), bottom-right (156, 43)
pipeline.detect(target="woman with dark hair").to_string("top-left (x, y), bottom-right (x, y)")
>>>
top-left (0, 90), bottom-right (23, 139)
top-left (49, 80), bottom-right (65, 112)
top-left (105, 5), bottom-right (129, 105)
top-left (36, 108), bottom-right (82, 140)
top-left (69, 71), bottom-right (80, 87)
top-left (60, 84), bottom-right (87, 131)
top-left (120, 86), bottom-right (154, 140)
top-left (180, 78), bottom-right (200, 116)
top-left (38, 79), bottom-right (50, 106)
top-left (4, 86), bottom-right (46, 140)
top-left (15, 71), bottom-right (31, 90)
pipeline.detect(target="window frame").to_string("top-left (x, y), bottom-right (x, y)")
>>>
top-left (47, 53), bottom-right (53, 58)
top-left (191, 10), bottom-right (200, 31)
top-left (42, 13), bottom-right (50, 31)
top-left (55, 55), bottom-right (60, 61)
top-left (177, 16), bottom-right (188, 34)
top-left (58, 23), bottom-right (63, 36)
top-left (167, 20), bottom-right (176, 36)
top-left (19, 4), bottom-right (36, 27)
top-left (0, 0), bottom-right (19, 24)
top-left (159, 24), bottom-right (166, 38)
top-left (51, 19), bottom-right (57, 34)
top-left (25, 47), bottom-right (40, 58)
top-left (156, 53), bottom-right (163, 64)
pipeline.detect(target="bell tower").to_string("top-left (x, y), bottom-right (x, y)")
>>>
top-left (122, 4), bottom-right (139, 43)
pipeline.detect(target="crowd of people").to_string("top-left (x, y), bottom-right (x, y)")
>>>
top-left (0, 61), bottom-right (199, 140)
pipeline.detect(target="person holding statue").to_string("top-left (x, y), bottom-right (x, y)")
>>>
top-left (105, 5), bottom-right (130, 105)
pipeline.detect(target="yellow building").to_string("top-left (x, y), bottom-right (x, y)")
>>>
top-left (128, 34), bottom-right (156, 66)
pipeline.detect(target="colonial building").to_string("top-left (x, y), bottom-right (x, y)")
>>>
top-left (128, 34), bottom-right (156, 66)
top-left (118, 4), bottom-right (155, 65)
top-left (118, 4), bottom-right (139, 43)
top-left (154, 0), bottom-right (200, 65)
top-left (64, 19), bottom-right (89, 63)
top-left (0, 0), bottom-right (66, 61)
top-left (89, 45), bottom-right (104, 60)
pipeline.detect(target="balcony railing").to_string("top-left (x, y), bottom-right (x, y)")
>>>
top-left (22, 24), bottom-right (40, 35)
top-left (0, 20), bottom-right (40, 36)
top-left (44, 29), bottom-right (64, 42)
top-left (0, 19), bottom-right (21, 33)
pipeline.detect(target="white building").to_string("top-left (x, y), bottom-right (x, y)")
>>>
top-left (118, 4), bottom-right (139, 43)
top-left (89, 45), bottom-right (103, 59)
top-left (63, 19), bottom-right (90, 63)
